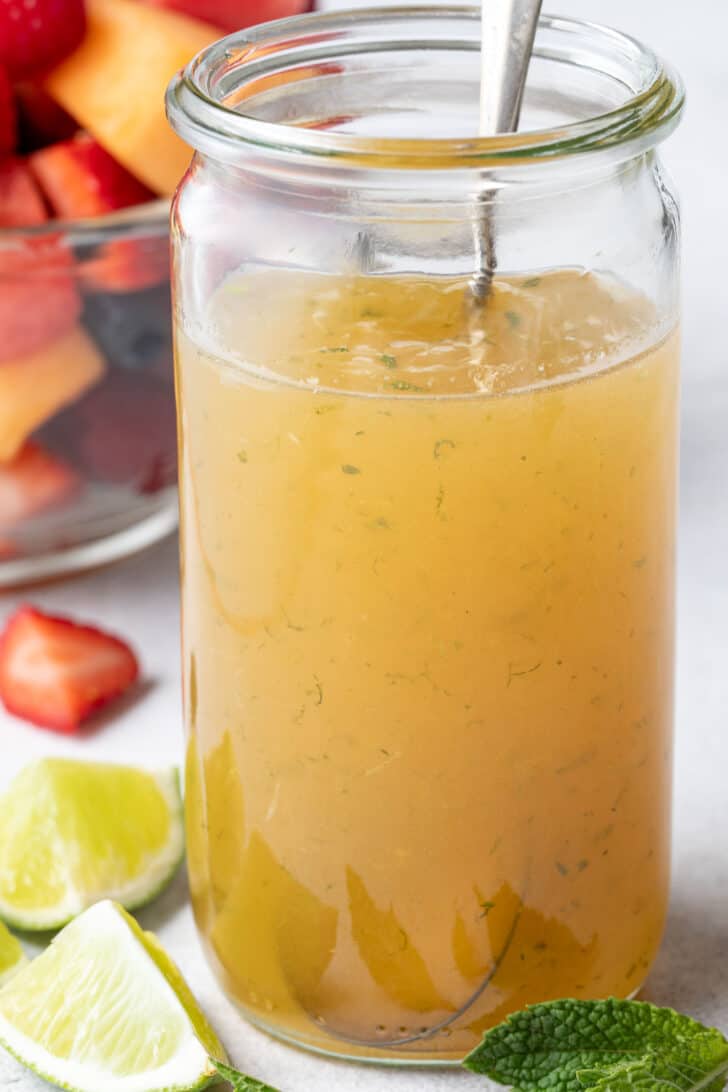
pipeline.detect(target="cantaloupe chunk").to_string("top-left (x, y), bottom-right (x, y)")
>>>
top-left (44, 0), bottom-right (219, 196)
top-left (0, 328), bottom-right (105, 462)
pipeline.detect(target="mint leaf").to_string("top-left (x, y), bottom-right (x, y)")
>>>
top-left (464, 999), bottom-right (728, 1092)
top-left (214, 1059), bottom-right (281, 1091)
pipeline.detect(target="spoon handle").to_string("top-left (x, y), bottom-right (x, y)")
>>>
top-left (471, 0), bottom-right (542, 303)
top-left (479, 0), bottom-right (542, 136)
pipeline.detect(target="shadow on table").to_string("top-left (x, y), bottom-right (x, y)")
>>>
top-left (642, 888), bottom-right (728, 1020)
top-left (136, 859), bottom-right (190, 933)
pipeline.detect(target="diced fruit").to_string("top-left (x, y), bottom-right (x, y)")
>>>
top-left (44, 0), bottom-right (220, 196)
top-left (0, 442), bottom-right (79, 530)
top-left (0, 609), bottom-right (139, 734)
top-left (0, 901), bottom-right (224, 1092)
top-left (0, 64), bottom-right (15, 155)
top-left (146, 0), bottom-right (314, 32)
top-left (0, 760), bottom-right (183, 928)
top-left (0, 158), bottom-right (47, 227)
top-left (0, 235), bottom-right (81, 361)
top-left (15, 83), bottom-right (77, 151)
top-left (29, 134), bottom-right (165, 290)
top-left (81, 282), bottom-right (172, 372)
top-left (0, 0), bottom-right (86, 80)
top-left (29, 133), bottom-right (155, 217)
top-left (0, 325), bottom-right (104, 462)
top-left (0, 921), bottom-right (25, 986)
top-left (69, 373), bottom-right (177, 492)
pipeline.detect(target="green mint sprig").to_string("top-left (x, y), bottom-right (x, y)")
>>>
top-left (214, 1059), bottom-right (281, 1091)
top-left (464, 999), bottom-right (728, 1092)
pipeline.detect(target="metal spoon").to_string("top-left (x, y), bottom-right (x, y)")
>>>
top-left (471, 0), bottom-right (543, 302)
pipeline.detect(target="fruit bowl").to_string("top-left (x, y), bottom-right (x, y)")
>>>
top-left (0, 198), bottom-right (177, 586)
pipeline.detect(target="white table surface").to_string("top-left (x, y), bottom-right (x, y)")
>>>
top-left (3, 0), bottom-right (727, 1088)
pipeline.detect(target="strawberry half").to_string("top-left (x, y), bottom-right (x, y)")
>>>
top-left (0, 606), bottom-right (139, 733)
top-left (0, 442), bottom-right (79, 530)
top-left (0, 0), bottom-right (87, 80)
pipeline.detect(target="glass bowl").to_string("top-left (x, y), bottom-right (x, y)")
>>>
top-left (0, 200), bottom-right (177, 587)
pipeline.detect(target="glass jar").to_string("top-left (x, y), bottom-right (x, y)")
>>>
top-left (0, 204), bottom-right (177, 587)
top-left (167, 7), bottom-right (684, 1065)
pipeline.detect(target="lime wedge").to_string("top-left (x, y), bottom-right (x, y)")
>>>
top-left (0, 759), bottom-right (184, 930)
top-left (0, 921), bottom-right (25, 986)
top-left (0, 900), bottom-right (225, 1092)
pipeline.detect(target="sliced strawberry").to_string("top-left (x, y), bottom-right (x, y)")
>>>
top-left (0, 158), bottom-right (48, 228)
top-left (0, 0), bottom-right (87, 80)
top-left (15, 83), bottom-right (77, 152)
top-left (0, 606), bottom-right (139, 733)
top-left (145, 0), bottom-right (314, 32)
top-left (29, 133), bottom-right (155, 218)
top-left (0, 64), bottom-right (15, 154)
top-left (0, 235), bottom-right (81, 363)
top-left (0, 442), bottom-right (79, 530)
top-left (70, 372), bottom-right (177, 492)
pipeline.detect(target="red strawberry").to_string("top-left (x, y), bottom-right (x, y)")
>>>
top-left (0, 606), bottom-right (139, 732)
top-left (0, 441), bottom-right (79, 530)
top-left (145, 0), bottom-right (314, 32)
top-left (30, 133), bottom-right (165, 292)
top-left (0, 235), bottom-right (81, 362)
top-left (0, 0), bottom-right (87, 80)
top-left (29, 133), bottom-right (154, 218)
top-left (15, 83), bottom-right (77, 152)
top-left (0, 63), bottom-right (15, 154)
top-left (0, 157), bottom-right (47, 227)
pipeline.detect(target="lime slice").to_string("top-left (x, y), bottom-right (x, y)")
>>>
top-left (0, 900), bottom-right (225, 1092)
top-left (0, 921), bottom-right (25, 986)
top-left (0, 759), bottom-right (184, 931)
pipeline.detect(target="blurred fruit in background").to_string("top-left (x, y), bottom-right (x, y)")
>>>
top-left (0, 0), bottom-right (316, 584)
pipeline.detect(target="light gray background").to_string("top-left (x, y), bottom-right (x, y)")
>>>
top-left (2, 1), bottom-right (726, 1089)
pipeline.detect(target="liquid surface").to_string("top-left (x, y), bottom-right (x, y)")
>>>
top-left (177, 270), bottom-right (678, 1060)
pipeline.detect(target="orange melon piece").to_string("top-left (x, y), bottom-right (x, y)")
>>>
top-left (44, 0), bottom-right (219, 196)
top-left (0, 328), bottom-right (105, 463)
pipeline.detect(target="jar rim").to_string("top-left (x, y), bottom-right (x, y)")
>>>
top-left (167, 6), bottom-right (685, 171)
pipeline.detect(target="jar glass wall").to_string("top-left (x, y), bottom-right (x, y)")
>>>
top-left (168, 8), bottom-right (684, 1064)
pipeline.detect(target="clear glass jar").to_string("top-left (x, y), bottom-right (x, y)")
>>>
top-left (0, 204), bottom-right (177, 587)
top-left (168, 8), bottom-right (684, 1065)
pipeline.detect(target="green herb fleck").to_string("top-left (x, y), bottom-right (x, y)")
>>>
top-left (342, 464), bottom-right (361, 475)
top-left (435, 484), bottom-right (445, 515)
top-left (463, 999), bottom-right (728, 1092)
top-left (313, 676), bottom-right (323, 705)
top-left (314, 404), bottom-right (337, 415)
top-left (634, 556), bottom-right (648, 568)
top-left (505, 310), bottom-right (522, 330)
top-left (507, 661), bottom-right (542, 686)
top-left (361, 307), bottom-right (384, 318)
top-left (389, 379), bottom-right (424, 392)
top-left (479, 900), bottom-right (495, 918)
top-left (381, 353), bottom-right (397, 368)
top-left (320, 346), bottom-right (349, 353)
top-left (237, 450), bottom-right (248, 464)
top-left (434, 438), bottom-right (456, 459)
top-left (522, 276), bottom-right (542, 288)
top-left (555, 860), bottom-right (569, 876)
top-left (214, 1060), bottom-right (281, 1092)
